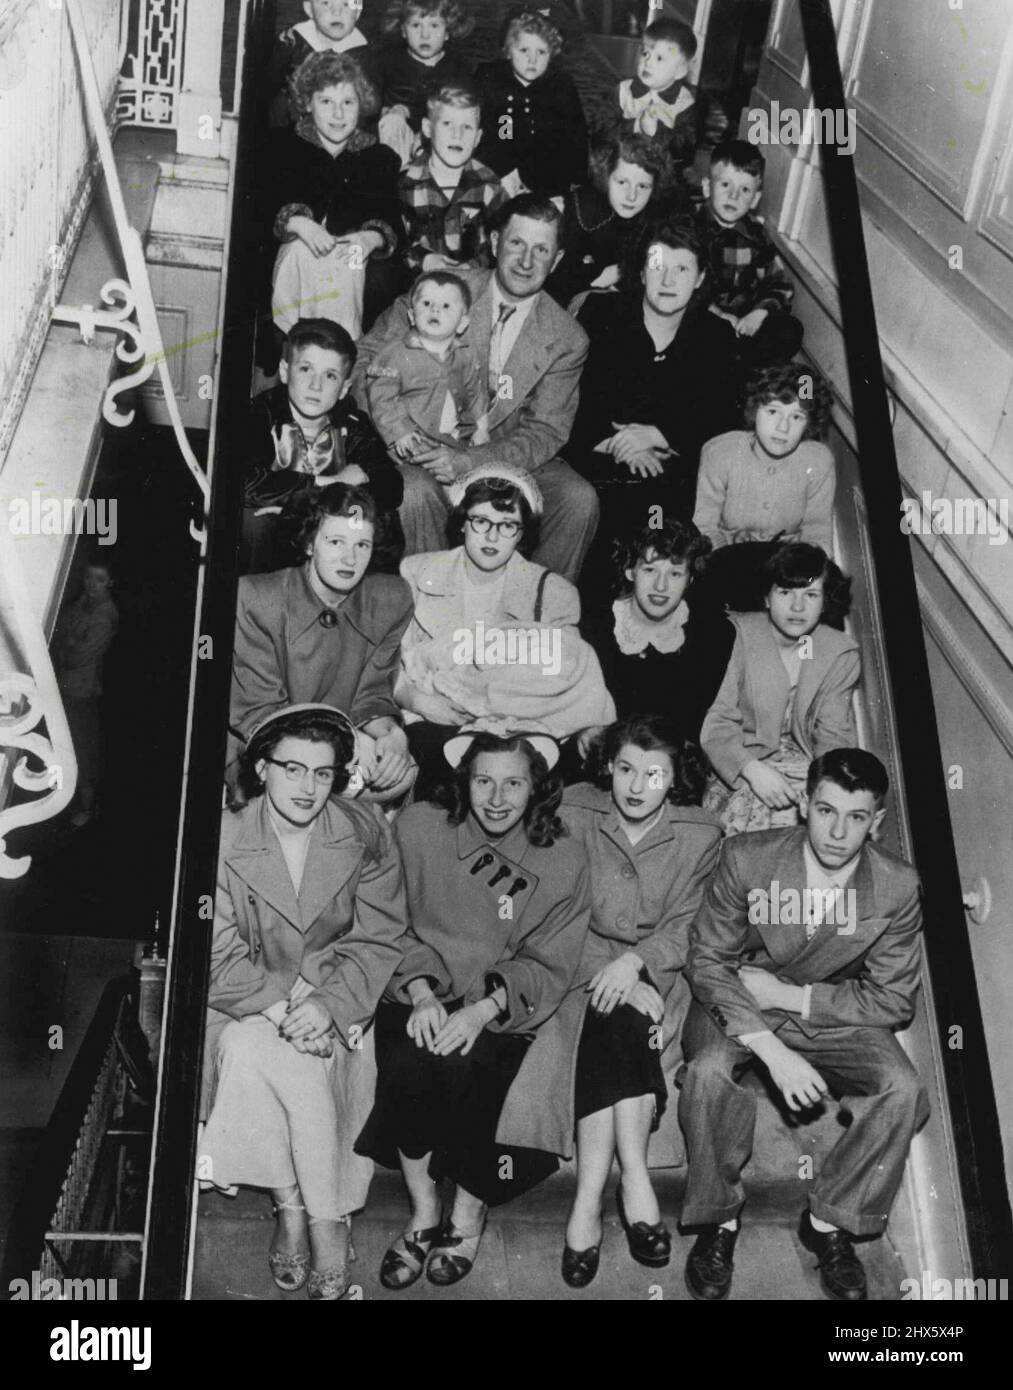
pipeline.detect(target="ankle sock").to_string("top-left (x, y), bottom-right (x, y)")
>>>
top-left (809, 1214), bottom-right (837, 1234)
top-left (719, 1218), bottom-right (739, 1232)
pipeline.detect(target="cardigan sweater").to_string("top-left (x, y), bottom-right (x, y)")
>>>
top-left (694, 431), bottom-right (836, 555)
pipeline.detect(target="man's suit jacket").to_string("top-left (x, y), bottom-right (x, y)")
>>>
top-left (687, 825), bottom-right (923, 1040)
top-left (352, 269), bottom-right (588, 475)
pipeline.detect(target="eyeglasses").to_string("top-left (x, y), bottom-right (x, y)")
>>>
top-left (264, 758), bottom-right (337, 786)
top-left (465, 514), bottom-right (522, 540)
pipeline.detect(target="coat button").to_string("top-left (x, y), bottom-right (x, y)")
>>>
top-left (621, 865), bottom-right (636, 879)
top-left (616, 917), bottom-right (629, 931)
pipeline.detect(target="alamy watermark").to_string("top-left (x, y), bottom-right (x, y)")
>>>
top-left (747, 883), bottom-right (857, 936)
top-left (451, 621), bottom-right (562, 677)
top-left (746, 101), bottom-right (857, 157)
top-left (900, 491), bottom-right (1008, 544)
top-left (901, 1270), bottom-right (1008, 1300)
top-left (7, 490), bottom-right (117, 545)
top-left (9, 1271), bottom-right (117, 1300)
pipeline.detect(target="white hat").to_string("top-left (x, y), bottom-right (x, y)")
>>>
top-left (245, 703), bottom-right (356, 750)
top-left (447, 463), bottom-right (543, 516)
top-left (442, 728), bottom-right (561, 770)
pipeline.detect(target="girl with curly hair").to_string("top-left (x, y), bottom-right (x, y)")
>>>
top-left (700, 542), bottom-right (861, 836)
top-left (264, 50), bottom-right (404, 346)
top-left (355, 730), bottom-right (593, 1290)
top-left (372, 0), bottom-right (475, 165)
top-left (475, 8), bottom-right (588, 198)
top-left (692, 361), bottom-right (837, 609)
top-left (200, 704), bottom-right (408, 1300)
top-left (572, 519), bottom-right (734, 771)
top-left (547, 133), bottom-right (688, 309)
top-left (554, 715), bottom-right (722, 1286)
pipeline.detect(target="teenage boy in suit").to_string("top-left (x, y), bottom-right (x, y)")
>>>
top-left (680, 747), bottom-right (929, 1301)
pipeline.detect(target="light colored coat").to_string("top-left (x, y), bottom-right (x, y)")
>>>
top-left (392, 802), bottom-right (593, 1157)
top-left (701, 611), bottom-right (860, 788)
top-left (396, 548), bottom-right (615, 735)
top-left (496, 786), bottom-right (723, 1159)
top-left (203, 796), bottom-right (408, 1115)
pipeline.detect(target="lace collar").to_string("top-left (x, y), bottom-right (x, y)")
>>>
top-left (613, 595), bottom-right (689, 656)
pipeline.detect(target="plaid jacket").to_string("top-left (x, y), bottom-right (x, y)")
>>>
top-left (398, 157), bottom-right (507, 272)
top-left (695, 207), bottom-right (795, 316)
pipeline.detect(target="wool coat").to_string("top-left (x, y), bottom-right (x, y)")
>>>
top-left (390, 802), bottom-right (593, 1155)
top-left (203, 796), bottom-right (408, 1115)
top-left (700, 611), bottom-right (860, 788)
top-left (230, 564), bottom-right (414, 743)
top-left (497, 785), bottom-right (722, 1159)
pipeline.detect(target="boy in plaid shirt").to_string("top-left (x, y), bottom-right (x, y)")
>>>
top-left (399, 83), bottom-right (507, 273)
top-left (696, 140), bottom-right (804, 369)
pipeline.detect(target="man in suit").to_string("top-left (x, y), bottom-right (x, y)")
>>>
top-left (679, 747), bottom-right (929, 1302)
top-left (352, 194), bottom-right (599, 584)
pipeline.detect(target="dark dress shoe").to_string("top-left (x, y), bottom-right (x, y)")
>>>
top-left (562, 1242), bottom-right (601, 1288)
top-left (617, 1190), bottom-right (671, 1268)
top-left (685, 1226), bottom-right (738, 1301)
top-left (799, 1211), bottom-right (867, 1301)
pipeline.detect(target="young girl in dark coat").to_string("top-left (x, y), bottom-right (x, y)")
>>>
top-left (372, 0), bottom-right (475, 164)
top-left (475, 9), bottom-right (588, 199)
top-left (546, 133), bottom-right (688, 309)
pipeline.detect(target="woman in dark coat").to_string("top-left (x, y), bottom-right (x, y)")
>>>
top-left (199, 705), bottom-right (408, 1301)
top-left (564, 217), bottom-right (740, 611)
top-left (261, 50), bottom-right (405, 353)
top-left (356, 731), bottom-right (592, 1290)
top-left (229, 482), bottom-right (416, 804)
top-left (556, 716), bottom-right (721, 1287)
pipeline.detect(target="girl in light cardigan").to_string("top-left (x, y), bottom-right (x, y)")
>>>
top-left (700, 543), bottom-right (860, 835)
top-left (693, 364), bottom-right (837, 612)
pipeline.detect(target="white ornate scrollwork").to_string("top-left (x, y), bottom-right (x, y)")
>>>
top-left (52, 279), bottom-right (155, 427)
top-left (58, 0), bottom-right (210, 547)
top-left (0, 550), bottom-right (77, 880)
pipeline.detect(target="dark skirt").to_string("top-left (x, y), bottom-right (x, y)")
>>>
top-left (574, 1001), bottom-right (667, 1125)
top-left (355, 1000), bottom-right (559, 1207)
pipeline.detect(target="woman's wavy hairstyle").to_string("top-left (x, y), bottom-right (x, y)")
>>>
top-left (445, 477), bottom-right (541, 557)
top-left (743, 362), bottom-right (833, 442)
top-left (382, 0), bottom-right (475, 39)
top-left (501, 8), bottom-right (564, 57)
top-left (621, 214), bottom-right (704, 297)
top-left (762, 542), bottom-right (852, 629)
top-left (589, 133), bottom-right (676, 202)
top-left (289, 50), bottom-right (380, 123)
top-left (432, 731), bottom-right (565, 847)
top-left (586, 715), bottom-right (708, 806)
top-left (612, 518), bottom-right (712, 597)
top-left (282, 481), bottom-right (402, 574)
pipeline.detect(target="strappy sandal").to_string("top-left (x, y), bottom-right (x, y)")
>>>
top-left (307, 1214), bottom-right (356, 1301)
top-left (269, 1198), bottom-right (310, 1292)
top-left (379, 1222), bottom-right (442, 1291)
top-left (426, 1212), bottom-right (487, 1287)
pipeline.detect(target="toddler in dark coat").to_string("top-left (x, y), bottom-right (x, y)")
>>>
top-left (475, 9), bottom-right (588, 200)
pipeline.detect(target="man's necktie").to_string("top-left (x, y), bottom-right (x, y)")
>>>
top-left (488, 303), bottom-right (517, 397)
